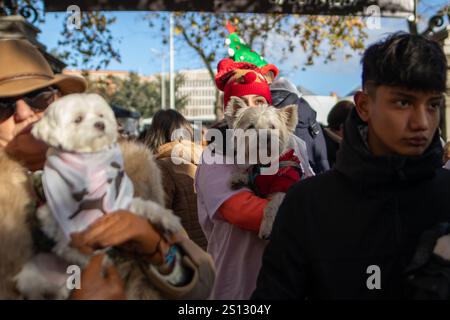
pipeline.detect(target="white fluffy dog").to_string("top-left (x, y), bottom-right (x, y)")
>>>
top-left (224, 96), bottom-right (298, 165)
top-left (224, 96), bottom-right (300, 239)
top-left (14, 93), bottom-right (182, 300)
top-left (32, 93), bottom-right (119, 153)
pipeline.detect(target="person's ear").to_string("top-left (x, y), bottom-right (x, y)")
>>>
top-left (354, 91), bottom-right (370, 122)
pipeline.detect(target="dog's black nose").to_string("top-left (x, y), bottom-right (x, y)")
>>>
top-left (94, 121), bottom-right (105, 131)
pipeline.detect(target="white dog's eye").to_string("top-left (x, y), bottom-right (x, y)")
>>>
top-left (74, 115), bottom-right (83, 124)
top-left (269, 125), bottom-right (276, 130)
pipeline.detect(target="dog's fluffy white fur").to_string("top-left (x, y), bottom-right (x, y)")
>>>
top-left (224, 96), bottom-right (298, 163)
top-left (15, 93), bottom-right (182, 300)
top-left (224, 96), bottom-right (298, 240)
top-left (32, 93), bottom-right (118, 153)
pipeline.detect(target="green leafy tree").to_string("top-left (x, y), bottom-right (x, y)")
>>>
top-left (155, 73), bottom-right (189, 112)
top-left (85, 71), bottom-right (187, 118)
top-left (7, 0), bottom-right (449, 120)
top-left (3, 0), bottom-right (121, 69)
top-left (58, 11), bottom-right (120, 70)
top-left (85, 72), bottom-right (157, 118)
top-left (149, 12), bottom-right (368, 119)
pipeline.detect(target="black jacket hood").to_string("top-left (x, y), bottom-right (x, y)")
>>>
top-left (334, 108), bottom-right (443, 186)
top-left (271, 90), bottom-right (316, 127)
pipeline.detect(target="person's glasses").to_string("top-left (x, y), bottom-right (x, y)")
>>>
top-left (0, 87), bottom-right (58, 122)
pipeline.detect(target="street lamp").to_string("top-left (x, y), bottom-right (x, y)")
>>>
top-left (150, 48), bottom-right (167, 110)
top-left (151, 12), bottom-right (175, 110)
top-left (169, 12), bottom-right (175, 110)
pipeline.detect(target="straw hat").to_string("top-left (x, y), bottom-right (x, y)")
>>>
top-left (0, 39), bottom-right (87, 98)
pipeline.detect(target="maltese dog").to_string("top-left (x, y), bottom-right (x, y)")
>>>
top-left (14, 93), bottom-right (182, 299)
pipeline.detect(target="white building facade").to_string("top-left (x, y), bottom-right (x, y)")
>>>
top-left (176, 69), bottom-right (217, 122)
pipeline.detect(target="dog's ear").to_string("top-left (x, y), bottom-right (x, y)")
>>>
top-left (278, 104), bottom-right (298, 133)
top-left (31, 113), bottom-right (62, 148)
top-left (225, 96), bottom-right (247, 115)
top-left (224, 96), bottom-right (247, 128)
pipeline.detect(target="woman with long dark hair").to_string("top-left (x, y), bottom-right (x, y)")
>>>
top-left (144, 109), bottom-right (207, 249)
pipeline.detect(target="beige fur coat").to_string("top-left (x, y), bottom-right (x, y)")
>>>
top-left (0, 140), bottom-right (214, 299)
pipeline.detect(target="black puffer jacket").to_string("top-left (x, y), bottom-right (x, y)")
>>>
top-left (252, 108), bottom-right (450, 299)
top-left (271, 90), bottom-right (330, 174)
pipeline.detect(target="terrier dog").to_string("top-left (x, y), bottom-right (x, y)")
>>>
top-left (224, 96), bottom-right (301, 239)
top-left (14, 93), bottom-right (182, 299)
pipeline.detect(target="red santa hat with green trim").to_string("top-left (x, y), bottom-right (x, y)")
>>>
top-left (215, 22), bottom-right (279, 108)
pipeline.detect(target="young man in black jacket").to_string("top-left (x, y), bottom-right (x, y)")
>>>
top-left (252, 32), bottom-right (450, 299)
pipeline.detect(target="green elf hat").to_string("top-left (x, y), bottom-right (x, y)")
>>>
top-left (225, 21), bottom-right (278, 79)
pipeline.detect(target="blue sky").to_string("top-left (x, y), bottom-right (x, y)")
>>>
top-left (36, 1), bottom-right (448, 97)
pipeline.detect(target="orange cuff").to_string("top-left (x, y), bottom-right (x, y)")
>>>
top-left (218, 191), bottom-right (268, 232)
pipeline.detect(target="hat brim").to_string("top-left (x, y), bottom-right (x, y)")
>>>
top-left (0, 74), bottom-right (87, 98)
top-left (260, 64), bottom-right (279, 79)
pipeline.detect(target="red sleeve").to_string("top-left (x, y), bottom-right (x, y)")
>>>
top-left (218, 191), bottom-right (268, 232)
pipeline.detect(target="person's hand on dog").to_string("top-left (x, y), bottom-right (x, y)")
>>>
top-left (70, 253), bottom-right (126, 300)
top-left (433, 234), bottom-right (450, 261)
top-left (70, 210), bottom-right (169, 266)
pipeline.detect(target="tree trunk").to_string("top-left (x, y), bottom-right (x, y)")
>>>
top-left (214, 88), bottom-right (223, 121)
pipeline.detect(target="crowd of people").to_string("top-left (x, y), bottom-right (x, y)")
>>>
top-left (1, 30), bottom-right (450, 300)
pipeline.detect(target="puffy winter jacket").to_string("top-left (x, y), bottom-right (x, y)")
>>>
top-left (252, 108), bottom-right (450, 299)
top-left (271, 89), bottom-right (329, 174)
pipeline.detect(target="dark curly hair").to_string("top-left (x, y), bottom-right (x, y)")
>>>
top-left (327, 100), bottom-right (355, 131)
top-left (362, 32), bottom-right (447, 94)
